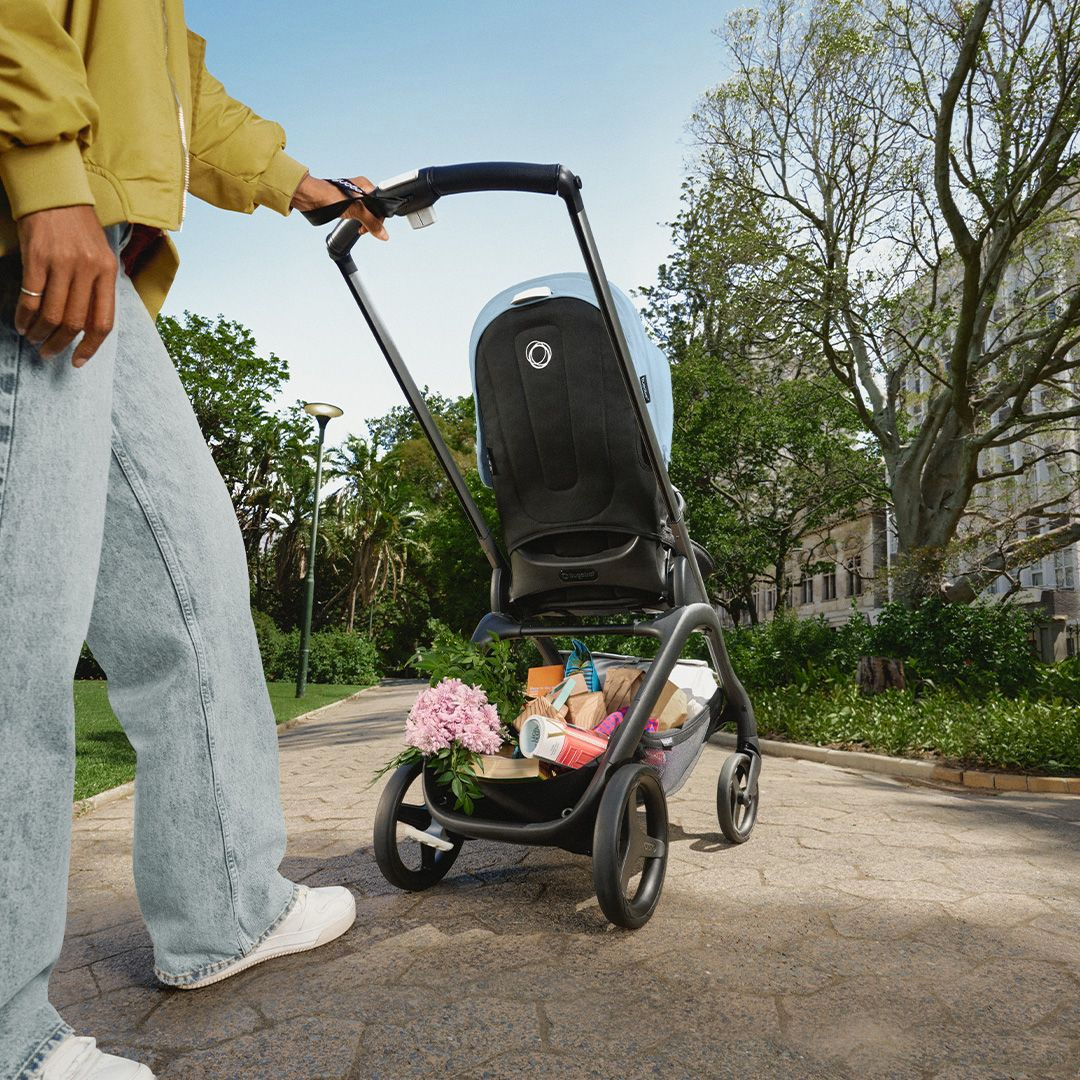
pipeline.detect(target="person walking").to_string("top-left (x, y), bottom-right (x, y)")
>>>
top-left (0, 4), bottom-right (386, 1078)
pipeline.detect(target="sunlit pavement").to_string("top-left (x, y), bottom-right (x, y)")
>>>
top-left (58, 682), bottom-right (1080, 1079)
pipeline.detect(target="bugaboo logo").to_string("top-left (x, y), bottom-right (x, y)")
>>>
top-left (525, 340), bottom-right (552, 369)
top-left (559, 568), bottom-right (598, 582)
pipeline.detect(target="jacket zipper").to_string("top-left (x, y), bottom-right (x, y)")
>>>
top-left (160, 0), bottom-right (189, 229)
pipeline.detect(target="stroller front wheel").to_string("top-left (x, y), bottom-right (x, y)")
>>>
top-left (373, 761), bottom-right (464, 891)
top-left (592, 763), bottom-right (669, 929)
top-left (716, 752), bottom-right (759, 844)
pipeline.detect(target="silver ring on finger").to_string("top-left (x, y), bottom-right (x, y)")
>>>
top-left (19, 287), bottom-right (44, 298)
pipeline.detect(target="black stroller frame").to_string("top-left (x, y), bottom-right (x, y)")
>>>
top-left (317, 163), bottom-right (761, 927)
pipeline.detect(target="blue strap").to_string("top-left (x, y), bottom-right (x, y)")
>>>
top-left (563, 639), bottom-right (599, 692)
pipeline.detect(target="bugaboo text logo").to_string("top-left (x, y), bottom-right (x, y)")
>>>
top-left (525, 340), bottom-right (552, 369)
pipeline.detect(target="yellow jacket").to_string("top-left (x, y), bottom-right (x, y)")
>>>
top-left (0, 0), bottom-right (309, 315)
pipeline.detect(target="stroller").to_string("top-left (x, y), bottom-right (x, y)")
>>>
top-left (305, 163), bottom-right (761, 927)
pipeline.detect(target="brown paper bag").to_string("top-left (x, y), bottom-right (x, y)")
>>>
top-left (653, 682), bottom-right (689, 731)
top-left (602, 667), bottom-right (644, 712)
top-left (565, 690), bottom-right (608, 731)
top-left (513, 692), bottom-right (567, 732)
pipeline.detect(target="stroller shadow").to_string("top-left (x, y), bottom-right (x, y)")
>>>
top-left (281, 811), bottom-right (740, 937)
top-left (665, 821), bottom-right (729, 853)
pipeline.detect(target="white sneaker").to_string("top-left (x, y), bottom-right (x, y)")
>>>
top-left (40, 1036), bottom-right (154, 1079)
top-left (175, 885), bottom-right (356, 990)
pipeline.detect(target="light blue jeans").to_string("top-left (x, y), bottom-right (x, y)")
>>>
top-left (0, 227), bottom-right (297, 1080)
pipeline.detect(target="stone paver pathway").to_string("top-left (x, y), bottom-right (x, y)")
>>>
top-left (58, 683), bottom-right (1080, 1079)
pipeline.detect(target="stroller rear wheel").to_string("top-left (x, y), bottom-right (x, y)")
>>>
top-left (374, 761), bottom-right (464, 890)
top-left (592, 764), bottom-right (668, 928)
top-left (717, 752), bottom-right (758, 844)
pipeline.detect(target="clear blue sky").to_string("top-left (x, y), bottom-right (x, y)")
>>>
top-left (170, 0), bottom-right (740, 443)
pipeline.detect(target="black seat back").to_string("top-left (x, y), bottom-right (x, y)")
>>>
top-left (474, 296), bottom-right (669, 614)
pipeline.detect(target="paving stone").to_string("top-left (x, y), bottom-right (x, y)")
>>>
top-left (57, 683), bottom-right (1080, 1079)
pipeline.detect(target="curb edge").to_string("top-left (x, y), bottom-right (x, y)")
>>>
top-left (710, 732), bottom-right (1079, 795)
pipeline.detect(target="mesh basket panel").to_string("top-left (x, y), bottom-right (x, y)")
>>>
top-left (590, 653), bottom-right (718, 796)
top-left (642, 704), bottom-right (712, 795)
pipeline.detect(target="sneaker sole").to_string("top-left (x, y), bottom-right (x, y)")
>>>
top-left (173, 904), bottom-right (356, 991)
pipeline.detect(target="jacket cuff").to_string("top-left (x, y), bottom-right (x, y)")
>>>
top-left (256, 149), bottom-right (308, 216)
top-left (0, 140), bottom-right (94, 219)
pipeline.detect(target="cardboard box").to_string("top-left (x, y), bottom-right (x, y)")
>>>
top-left (476, 753), bottom-right (543, 780)
top-left (527, 665), bottom-right (566, 699)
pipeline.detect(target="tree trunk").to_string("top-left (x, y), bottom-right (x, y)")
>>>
top-left (857, 656), bottom-right (906, 694)
top-left (888, 429), bottom-right (980, 606)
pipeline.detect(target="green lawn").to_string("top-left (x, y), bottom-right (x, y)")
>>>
top-left (73, 681), bottom-right (365, 802)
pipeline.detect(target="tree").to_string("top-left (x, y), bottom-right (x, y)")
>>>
top-left (323, 436), bottom-right (426, 633)
top-left (158, 311), bottom-right (290, 561)
top-left (643, 177), bottom-right (884, 622)
top-left (694, 0), bottom-right (1080, 603)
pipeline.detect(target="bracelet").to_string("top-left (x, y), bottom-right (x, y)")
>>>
top-left (327, 177), bottom-right (367, 199)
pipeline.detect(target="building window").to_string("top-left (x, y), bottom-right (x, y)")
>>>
top-left (846, 555), bottom-right (863, 598)
top-left (822, 564), bottom-right (837, 600)
top-left (767, 585), bottom-right (777, 612)
top-left (1055, 548), bottom-right (1076, 591)
top-left (1029, 564), bottom-right (1045, 588)
top-left (800, 572), bottom-right (814, 606)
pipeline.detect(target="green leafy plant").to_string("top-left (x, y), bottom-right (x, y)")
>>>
top-left (725, 601), bottom-right (1041, 698)
top-left (252, 611), bottom-right (380, 685)
top-left (743, 681), bottom-right (1080, 773)
top-left (410, 619), bottom-right (526, 726)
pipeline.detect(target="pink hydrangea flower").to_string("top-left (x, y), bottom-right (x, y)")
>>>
top-left (405, 678), bottom-right (503, 755)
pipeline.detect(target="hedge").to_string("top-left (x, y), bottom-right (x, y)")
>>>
top-left (252, 610), bottom-right (380, 685)
top-left (750, 682), bottom-right (1080, 773)
top-left (78, 613), bottom-right (381, 687)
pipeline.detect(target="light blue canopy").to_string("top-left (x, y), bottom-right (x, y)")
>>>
top-left (469, 272), bottom-right (674, 487)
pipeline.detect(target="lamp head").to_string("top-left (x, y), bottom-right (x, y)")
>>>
top-left (303, 402), bottom-right (344, 420)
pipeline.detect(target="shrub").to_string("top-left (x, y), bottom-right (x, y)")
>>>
top-left (750, 681), bottom-right (1080, 773)
top-left (251, 610), bottom-right (289, 680)
top-left (1035, 656), bottom-right (1080, 705)
top-left (305, 629), bottom-right (380, 685)
top-left (76, 643), bottom-right (106, 680)
top-left (253, 610), bottom-right (380, 685)
top-left (724, 600), bottom-right (1040, 697)
top-left (725, 610), bottom-right (847, 691)
top-left (869, 599), bottom-right (1037, 696)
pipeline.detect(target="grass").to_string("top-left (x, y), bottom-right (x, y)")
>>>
top-left (748, 682), bottom-right (1080, 775)
top-left (73, 680), bottom-right (366, 802)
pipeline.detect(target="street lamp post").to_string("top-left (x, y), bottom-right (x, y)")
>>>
top-left (296, 401), bottom-right (343, 698)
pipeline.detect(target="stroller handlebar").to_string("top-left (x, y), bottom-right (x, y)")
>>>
top-left (373, 162), bottom-right (582, 220)
top-left (427, 162), bottom-right (577, 199)
top-left (315, 162), bottom-right (583, 248)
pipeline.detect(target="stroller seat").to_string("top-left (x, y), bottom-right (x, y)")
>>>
top-left (470, 273), bottom-right (711, 617)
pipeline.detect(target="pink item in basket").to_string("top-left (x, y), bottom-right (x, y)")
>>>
top-left (593, 709), bottom-right (659, 738)
top-left (518, 716), bottom-right (609, 769)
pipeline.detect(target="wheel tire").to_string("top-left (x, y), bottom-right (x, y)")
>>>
top-left (592, 764), bottom-right (669, 929)
top-left (717, 752), bottom-right (759, 844)
top-left (373, 761), bottom-right (464, 891)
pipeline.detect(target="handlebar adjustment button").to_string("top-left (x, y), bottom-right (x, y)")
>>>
top-left (407, 206), bottom-right (437, 230)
